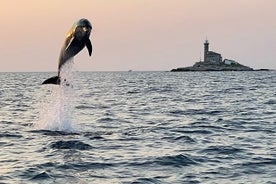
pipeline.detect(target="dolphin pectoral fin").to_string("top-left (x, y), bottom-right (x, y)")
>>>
top-left (42, 76), bottom-right (60, 85)
top-left (86, 39), bottom-right (92, 56)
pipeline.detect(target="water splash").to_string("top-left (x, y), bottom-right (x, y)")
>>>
top-left (34, 59), bottom-right (77, 132)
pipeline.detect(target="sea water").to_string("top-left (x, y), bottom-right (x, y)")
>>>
top-left (0, 71), bottom-right (275, 183)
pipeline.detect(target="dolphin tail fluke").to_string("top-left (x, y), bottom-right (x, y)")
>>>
top-left (42, 76), bottom-right (60, 85)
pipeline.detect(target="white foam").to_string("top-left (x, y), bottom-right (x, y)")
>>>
top-left (34, 59), bottom-right (77, 132)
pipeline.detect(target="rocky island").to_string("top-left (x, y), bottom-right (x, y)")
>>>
top-left (171, 40), bottom-right (255, 72)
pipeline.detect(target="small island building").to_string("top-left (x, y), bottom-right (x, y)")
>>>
top-left (200, 39), bottom-right (241, 65)
top-left (204, 40), bottom-right (222, 63)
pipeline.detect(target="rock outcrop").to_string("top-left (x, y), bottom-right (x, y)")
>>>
top-left (171, 61), bottom-right (254, 72)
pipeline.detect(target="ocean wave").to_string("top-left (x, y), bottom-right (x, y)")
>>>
top-left (154, 154), bottom-right (198, 167)
top-left (162, 135), bottom-right (196, 143)
top-left (0, 132), bottom-right (23, 138)
top-left (30, 171), bottom-right (52, 180)
top-left (131, 177), bottom-right (163, 184)
top-left (200, 145), bottom-right (244, 155)
top-left (29, 130), bottom-right (80, 136)
top-left (127, 154), bottom-right (198, 168)
top-left (172, 128), bottom-right (213, 135)
top-left (50, 140), bottom-right (92, 150)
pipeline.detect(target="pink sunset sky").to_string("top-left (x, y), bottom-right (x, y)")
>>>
top-left (0, 0), bottom-right (275, 72)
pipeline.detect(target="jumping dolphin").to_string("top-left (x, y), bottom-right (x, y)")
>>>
top-left (42, 18), bottom-right (92, 85)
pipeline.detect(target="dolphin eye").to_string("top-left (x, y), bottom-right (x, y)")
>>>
top-left (82, 27), bottom-right (88, 32)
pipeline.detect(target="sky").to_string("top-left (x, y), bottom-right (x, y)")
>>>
top-left (0, 0), bottom-right (276, 72)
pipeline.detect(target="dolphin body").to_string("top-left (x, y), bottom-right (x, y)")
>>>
top-left (42, 18), bottom-right (92, 85)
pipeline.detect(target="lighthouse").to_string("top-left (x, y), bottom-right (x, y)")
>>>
top-left (204, 39), bottom-right (209, 62)
top-left (203, 39), bottom-right (222, 63)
